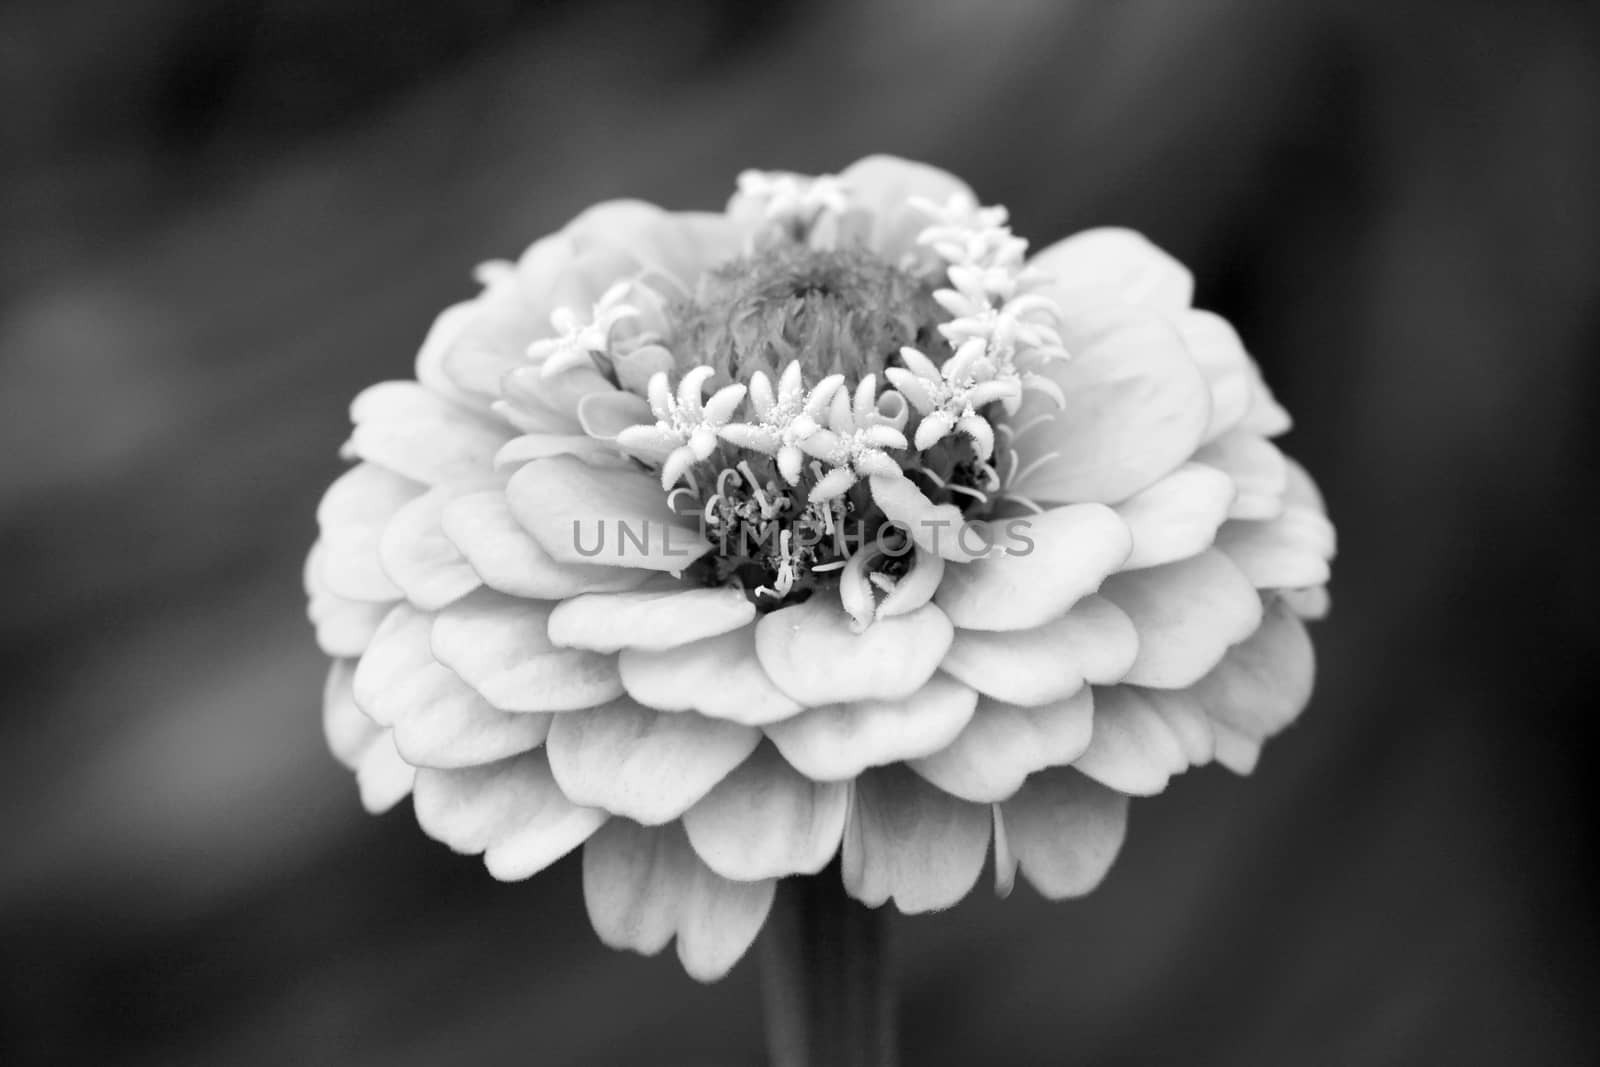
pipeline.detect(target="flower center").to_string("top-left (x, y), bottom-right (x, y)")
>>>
top-left (666, 244), bottom-right (949, 387)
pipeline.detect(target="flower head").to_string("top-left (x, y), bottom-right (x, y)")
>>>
top-left (308, 156), bottom-right (1335, 981)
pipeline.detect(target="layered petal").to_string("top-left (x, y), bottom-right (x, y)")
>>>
top-left (306, 544), bottom-right (393, 655)
top-left (582, 820), bottom-right (773, 981)
top-left (354, 730), bottom-right (416, 814)
top-left (1190, 598), bottom-right (1315, 743)
top-left (1113, 463), bottom-right (1236, 571)
top-left (347, 381), bottom-right (510, 487)
top-left (547, 698), bottom-right (760, 824)
top-left (755, 596), bottom-right (953, 704)
top-left (430, 590), bottom-right (623, 712)
top-left (442, 490), bottom-right (649, 599)
top-left (1029, 227), bottom-right (1194, 313)
top-left (842, 764), bottom-right (991, 913)
top-left (1193, 431), bottom-right (1288, 520)
top-left (765, 674), bottom-right (977, 781)
top-left (387, 663), bottom-right (552, 770)
top-left (676, 854), bottom-right (776, 982)
top-left (617, 625), bottom-right (803, 725)
top-left (939, 594), bottom-right (1138, 706)
top-left (1072, 685), bottom-right (1191, 795)
top-left (996, 767), bottom-right (1128, 899)
top-left (1177, 310), bottom-right (1256, 444)
top-left (933, 504), bottom-right (1131, 631)
top-left (414, 749), bottom-right (607, 880)
top-left (506, 456), bottom-right (710, 572)
top-left (1007, 302), bottom-right (1210, 505)
top-left (1214, 512), bottom-right (1335, 591)
top-left (682, 743), bottom-right (849, 880)
top-left (548, 585), bottom-right (755, 652)
top-left (869, 474), bottom-right (986, 563)
top-left (908, 689), bottom-right (1095, 803)
top-left (323, 659), bottom-right (379, 770)
top-left (1100, 549), bottom-right (1263, 689)
top-left (583, 818), bottom-right (695, 956)
top-left (351, 603), bottom-right (436, 721)
top-left (378, 487), bottom-right (483, 610)
top-left (316, 463), bottom-right (423, 601)
top-left (836, 155), bottom-right (977, 262)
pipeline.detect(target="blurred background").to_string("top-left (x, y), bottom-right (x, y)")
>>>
top-left (2, 0), bottom-right (1596, 1063)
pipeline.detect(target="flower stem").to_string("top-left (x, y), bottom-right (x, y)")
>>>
top-left (759, 860), bottom-right (897, 1067)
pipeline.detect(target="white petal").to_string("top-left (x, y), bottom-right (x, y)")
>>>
top-left (355, 731), bottom-right (415, 814)
top-left (908, 689), bottom-right (1095, 802)
top-left (1113, 463), bottom-right (1236, 570)
top-left (347, 381), bottom-right (510, 487)
top-left (378, 487), bottom-right (483, 610)
top-left (1072, 685), bottom-right (1189, 795)
top-left (1281, 585), bottom-right (1331, 621)
top-left (442, 490), bottom-right (648, 599)
top-left (1237, 373), bottom-right (1293, 438)
top-left (576, 390), bottom-right (654, 440)
top-left (430, 590), bottom-right (623, 712)
top-left (842, 764), bottom-right (991, 913)
top-left (683, 743), bottom-right (848, 880)
top-left (997, 767), bottom-right (1128, 899)
top-left (414, 300), bottom-right (490, 408)
top-left (1029, 227), bottom-right (1194, 312)
top-left (413, 749), bottom-right (607, 879)
top-left (1190, 598), bottom-right (1315, 740)
top-left (582, 818), bottom-right (773, 982)
top-left (388, 663), bottom-right (552, 769)
top-left (1210, 721), bottom-right (1264, 774)
top-left (755, 596), bottom-right (953, 705)
top-left (1008, 303), bottom-right (1210, 505)
top-left (1192, 431), bottom-right (1288, 520)
top-left (1142, 686), bottom-right (1216, 767)
top-left (494, 433), bottom-right (629, 469)
top-left (323, 659), bottom-right (379, 770)
top-left (351, 604), bottom-right (436, 724)
top-left (766, 674), bottom-right (977, 781)
top-left (933, 504), bottom-right (1132, 631)
top-left (939, 595), bottom-right (1139, 705)
top-left (992, 804), bottom-right (1017, 897)
top-left (1177, 310), bottom-right (1255, 444)
top-left (868, 474), bottom-right (982, 562)
top-left (316, 464), bottom-right (423, 601)
top-left (676, 859), bottom-right (775, 983)
top-left (836, 155), bottom-right (977, 261)
top-left (618, 625), bottom-right (803, 725)
top-left (1099, 549), bottom-right (1263, 689)
top-left (548, 585), bottom-right (755, 652)
top-left (307, 556), bottom-right (392, 655)
top-left (547, 699), bottom-right (760, 824)
top-left (506, 456), bottom-right (711, 573)
top-left (582, 819), bottom-right (695, 956)
top-left (1214, 509), bottom-right (1335, 591)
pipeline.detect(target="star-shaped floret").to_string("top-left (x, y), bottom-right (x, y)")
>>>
top-left (887, 346), bottom-right (1015, 461)
top-left (802, 375), bottom-right (910, 501)
top-left (615, 366), bottom-right (748, 489)
top-left (718, 361), bottom-right (844, 486)
top-left (736, 170), bottom-right (849, 234)
top-left (934, 288), bottom-right (1068, 366)
top-left (910, 191), bottom-right (1060, 305)
top-left (527, 281), bottom-right (643, 378)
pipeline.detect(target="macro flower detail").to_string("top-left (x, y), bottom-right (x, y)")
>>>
top-left (306, 156), bottom-right (1336, 982)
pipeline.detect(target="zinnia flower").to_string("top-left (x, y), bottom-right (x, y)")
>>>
top-left (305, 156), bottom-right (1335, 981)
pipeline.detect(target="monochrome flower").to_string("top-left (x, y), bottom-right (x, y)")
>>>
top-left (306, 156), bottom-right (1335, 982)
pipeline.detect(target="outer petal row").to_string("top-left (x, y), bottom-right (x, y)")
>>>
top-left (582, 820), bottom-right (774, 982)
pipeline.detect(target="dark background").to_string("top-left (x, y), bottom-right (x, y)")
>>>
top-left (2, 1), bottom-right (1596, 1063)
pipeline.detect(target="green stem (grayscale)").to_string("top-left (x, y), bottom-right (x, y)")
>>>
top-left (759, 860), bottom-right (897, 1067)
